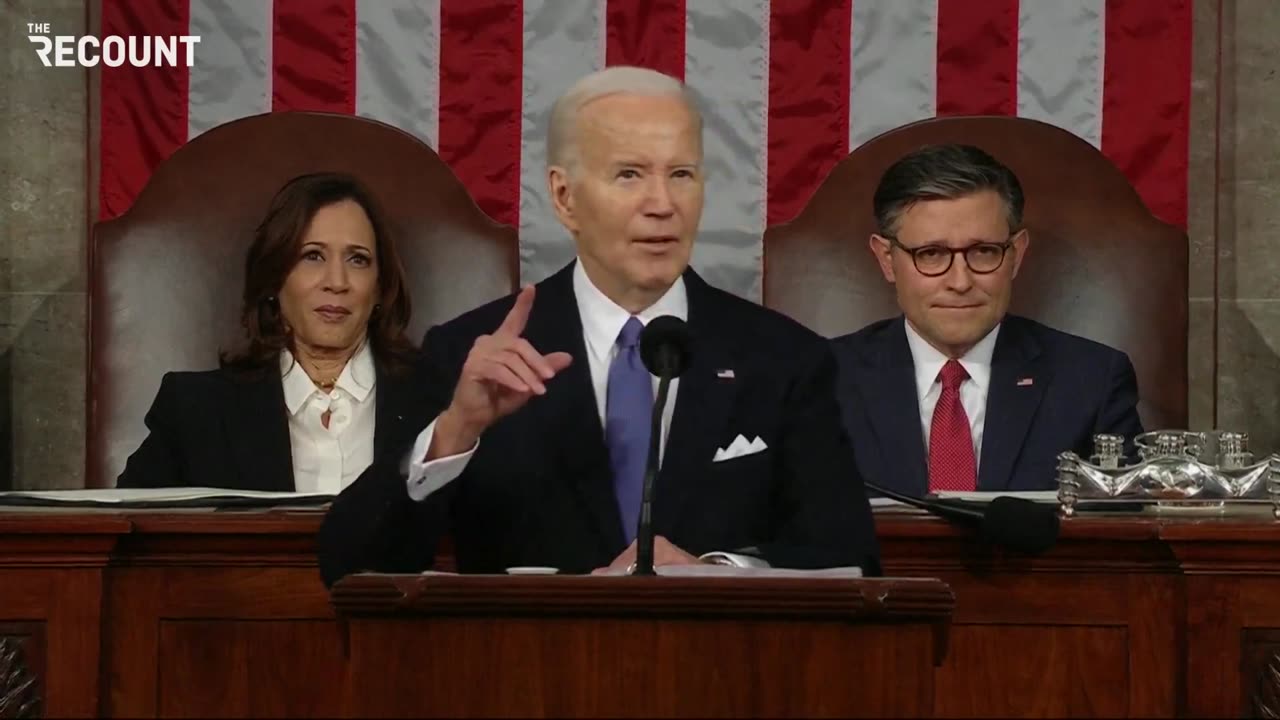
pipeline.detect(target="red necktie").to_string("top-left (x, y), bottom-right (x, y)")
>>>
top-left (928, 359), bottom-right (976, 492)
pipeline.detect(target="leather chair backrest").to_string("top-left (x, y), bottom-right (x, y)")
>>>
top-left (763, 115), bottom-right (1188, 430)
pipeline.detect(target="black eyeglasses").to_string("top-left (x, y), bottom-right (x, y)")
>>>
top-left (882, 235), bottom-right (1016, 277)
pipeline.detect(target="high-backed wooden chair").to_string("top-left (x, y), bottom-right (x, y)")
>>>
top-left (88, 112), bottom-right (518, 487)
top-left (764, 116), bottom-right (1188, 430)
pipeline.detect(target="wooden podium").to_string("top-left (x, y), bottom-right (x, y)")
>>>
top-left (329, 573), bottom-right (955, 718)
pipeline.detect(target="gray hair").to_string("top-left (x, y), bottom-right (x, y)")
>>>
top-left (546, 65), bottom-right (702, 172)
top-left (872, 144), bottom-right (1025, 237)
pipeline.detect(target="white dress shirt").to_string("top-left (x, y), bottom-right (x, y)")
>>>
top-left (404, 261), bottom-right (687, 502)
top-left (903, 319), bottom-right (999, 469)
top-left (281, 341), bottom-right (377, 494)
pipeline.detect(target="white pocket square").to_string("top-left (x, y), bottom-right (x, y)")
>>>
top-left (713, 434), bottom-right (768, 462)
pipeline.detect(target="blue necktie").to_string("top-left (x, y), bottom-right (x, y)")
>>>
top-left (605, 317), bottom-right (652, 544)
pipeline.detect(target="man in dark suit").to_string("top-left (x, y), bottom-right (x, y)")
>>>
top-left (832, 144), bottom-right (1143, 497)
top-left (318, 66), bottom-right (880, 586)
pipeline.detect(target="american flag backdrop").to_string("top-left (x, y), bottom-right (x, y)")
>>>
top-left (98, 0), bottom-right (1191, 301)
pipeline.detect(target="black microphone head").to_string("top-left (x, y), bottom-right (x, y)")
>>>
top-left (981, 497), bottom-right (1060, 554)
top-left (639, 315), bottom-right (693, 378)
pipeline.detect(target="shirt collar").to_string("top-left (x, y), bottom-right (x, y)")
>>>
top-left (279, 339), bottom-right (376, 415)
top-left (903, 317), bottom-right (1000, 399)
top-left (573, 259), bottom-right (689, 365)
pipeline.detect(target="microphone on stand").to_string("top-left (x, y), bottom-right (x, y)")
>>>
top-left (867, 482), bottom-right (1060, 554)
top-left (631, 315), bottom-right (693, 576)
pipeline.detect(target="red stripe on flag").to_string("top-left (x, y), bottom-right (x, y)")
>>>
top-left (766, 0), bottom-right (851, 226)
top-left (605, 0), bottom-right (685, 79)
top-left (99, 0), bottom-right (189, 220)
top-left (936, 0), bottom-right (1018, 116)
top-left (1101, 0), bottom-right (1192, 228)
top-left (272, 0), bottom-right (356, 113)
top-left (437, 0), bottom-right (523, 226)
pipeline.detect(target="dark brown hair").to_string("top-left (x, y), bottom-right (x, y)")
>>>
top-left (873, 144), bottom-right (1025, 237)
top-left (220, 172), bottom-right (417, 377)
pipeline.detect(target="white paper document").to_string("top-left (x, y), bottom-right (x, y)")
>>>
top-left (590, 565), bottom-right (863, 578)
top-left (0, 487), bottom-right (333, 507)
top-left (934, 490), bottom-right (1058, 502)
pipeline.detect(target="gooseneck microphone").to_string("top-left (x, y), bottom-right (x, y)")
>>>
top-left (867, 481), bottom-right (1060, 554)
top-left (632, 315), bottom-right (694, 575)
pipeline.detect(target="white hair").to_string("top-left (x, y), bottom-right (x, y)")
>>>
top-left (546, 65), bottom-right (702, 172)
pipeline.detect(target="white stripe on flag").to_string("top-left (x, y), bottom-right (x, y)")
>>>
top-left (684, 0), bottom-right (769, 302)
top-left (518, 0), bottom-right (606, 285)
top-left (1017, 0), bottom-right (1105, 148)
top-left (356, 0), bottom-right (440, 148)
top-left (187, 0), bottom-right (272, 140)
top-left (848, 0), bottom-right (938, 150)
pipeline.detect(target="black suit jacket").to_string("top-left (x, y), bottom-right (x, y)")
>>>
top-left (117, 364), bottom-right (427, 491)
top-left (317, 262), bottom-right (881, 585)
top-left (832, 314), bottom-right (1144, 496)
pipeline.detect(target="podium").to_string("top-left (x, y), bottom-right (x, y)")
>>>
top-left (329, 573), bottom-right (955, 718)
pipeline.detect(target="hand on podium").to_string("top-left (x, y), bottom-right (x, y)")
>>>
top-left (591, 535), bottom-right (699, 574)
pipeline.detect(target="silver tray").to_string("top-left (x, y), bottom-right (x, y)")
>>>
top-left (1055, 430), bottom-right (1280, 517)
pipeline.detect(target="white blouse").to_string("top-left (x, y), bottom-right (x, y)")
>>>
top-left (280, 342), bottom-right (376, 494)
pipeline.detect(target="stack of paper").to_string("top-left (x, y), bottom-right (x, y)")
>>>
top-left (589, 564), bottom-right (863, 578)
top-left (0, 487), bottom-right (333, 509)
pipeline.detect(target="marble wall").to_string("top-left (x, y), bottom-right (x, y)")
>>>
top-left (1, 0), bottom-right (88, 489)
top-left (0, 0), bottom-right (1276, 488)
top-left (1205, 0), bottom-right (1280, 451)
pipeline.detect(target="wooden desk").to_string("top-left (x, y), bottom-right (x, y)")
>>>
top-left (2, 508), bottom-right (1279, 717)
top-left (0, 511), bottom-right (334, 718)
top-left (877, 507), bottom-right (1280, 718)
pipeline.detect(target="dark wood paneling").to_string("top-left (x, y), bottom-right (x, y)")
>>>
top-left (331, 573), bottom-right (956, 623)
top-left (1185, 575), bottom-right (1241, 717)
top-left (156, 620), bottom-right (347, 718)
top-left (8, 509), bottom-right (1280, 717)
top-left (935, 625), bottom-right (1128, 717)
top-left (0, 568), bottom-right (106, 718)
top-left (1124, 574), bottom-right (1182, 716)
top-left (332, 574), bottom-right (953, 717)
top-left (346, 618), bottom-right (933, 718)
top-left (104, 566), bottom-right (334, 717)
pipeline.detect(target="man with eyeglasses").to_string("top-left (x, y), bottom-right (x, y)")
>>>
top-left (832, 144), bottom-right (1143, 497)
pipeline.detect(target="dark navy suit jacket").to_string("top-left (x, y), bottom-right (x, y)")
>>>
top-left (117, 363), bottom-right (427, 491)
top-left (317, 262), bottom-right (882, 586)
top-left (832, 314), bottom-right (1143, 496)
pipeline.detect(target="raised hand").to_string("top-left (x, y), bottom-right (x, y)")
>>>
top-left (429, 285), bottom-right (573, 458)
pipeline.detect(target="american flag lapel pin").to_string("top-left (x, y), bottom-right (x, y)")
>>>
top-left (716, 368), bottom-right (735, 379)
top-left (1016, 377), bottom-right (1034, 387)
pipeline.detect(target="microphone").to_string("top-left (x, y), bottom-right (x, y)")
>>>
top-left (867, 482), bottom-right (1060, 554)
top-left (632, 315), bottom-right (693, 575)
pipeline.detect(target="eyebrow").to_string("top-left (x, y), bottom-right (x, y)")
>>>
top-left (914, 238), bottom-right (1006, 247)
top-left (301, 241), bottom-right (374, 254)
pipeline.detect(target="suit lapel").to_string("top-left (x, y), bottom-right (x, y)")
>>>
top-left (221, 370), bottom-right (294, 491)
top-left (524, 264), bottom-right (625, 552)
top-left (655, 271), bottom-right (739, 530)
top-left (863, 319), bottom-right (929, 495)
top-left (978, 318), bottom-right (1048, 491)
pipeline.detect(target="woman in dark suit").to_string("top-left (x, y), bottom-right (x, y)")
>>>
top-left (117, 172), bottom-right (428, 493)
